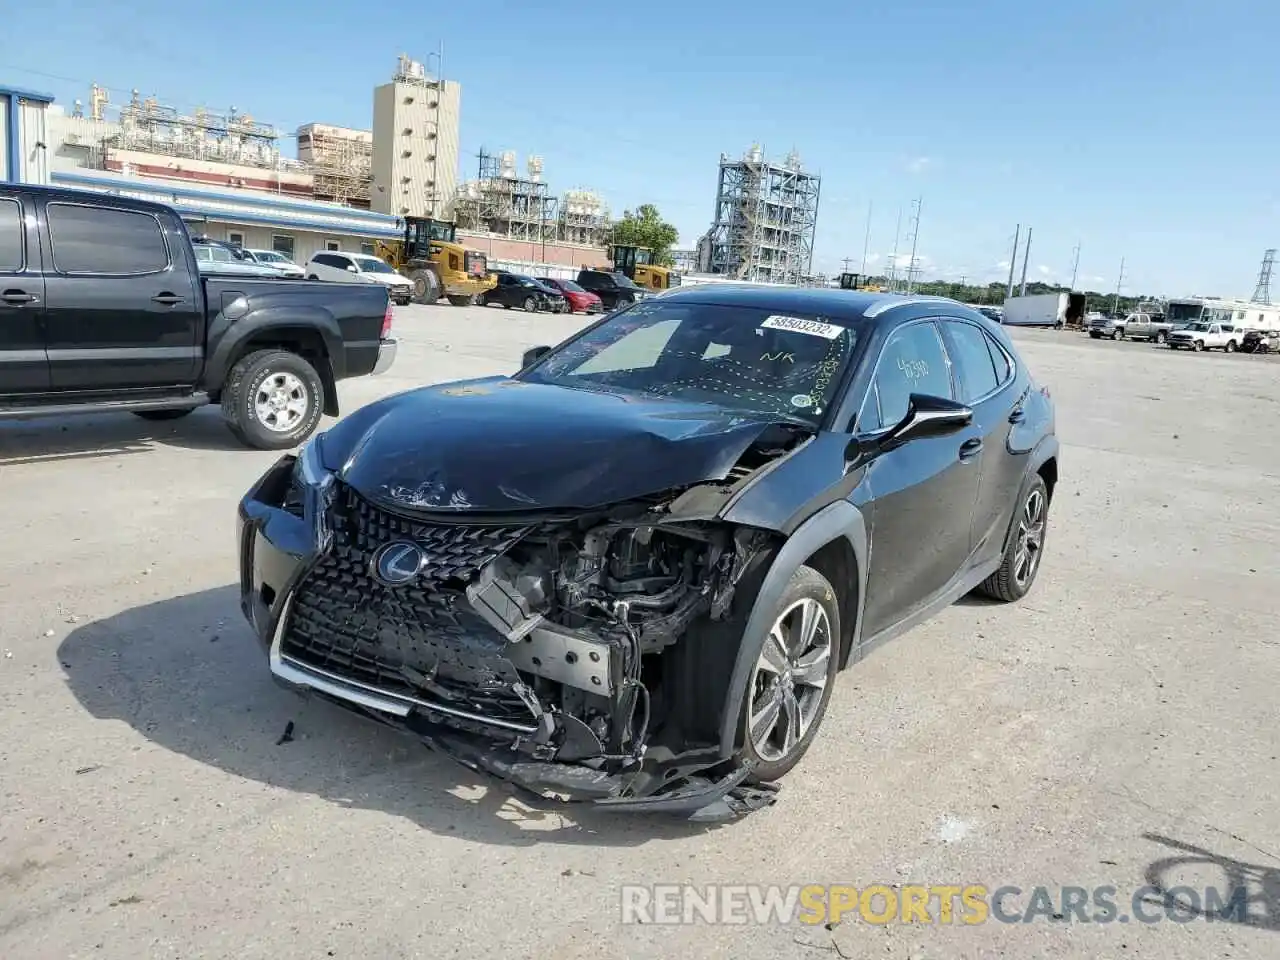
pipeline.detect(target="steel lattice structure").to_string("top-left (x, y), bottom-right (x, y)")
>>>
top-left (703, 146), bottom-right (821, 284)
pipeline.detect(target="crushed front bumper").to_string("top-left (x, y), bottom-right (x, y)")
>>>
top-left (236, 454), bottom-right (777, 821)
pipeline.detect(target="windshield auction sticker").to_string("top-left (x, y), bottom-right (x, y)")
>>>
top-left (760, 316), bottom-right (845, 339)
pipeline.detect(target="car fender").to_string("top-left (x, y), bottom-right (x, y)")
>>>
top-left (204, 303), bottom-right (346, 390)
top-left (997, 434), bottom-right (1059, 555)
top-left (716, 499), bottom-right (868, 760)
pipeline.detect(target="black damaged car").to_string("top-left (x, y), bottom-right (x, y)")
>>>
top-left (237, 287), bottom-right (1058, 818)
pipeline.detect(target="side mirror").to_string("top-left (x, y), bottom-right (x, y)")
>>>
top-left (521, 345), bottom-right (552, 368)
top-left (883, 393), bottom-right (973, 448)
top-left (346, 264), bottom-right (358, 273)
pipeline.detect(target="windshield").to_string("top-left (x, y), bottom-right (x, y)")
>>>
top-left (253, 250), bottom-right (285, 263)
top-left (352, 255), bottom-right (396, 274)
top-left (1167, 302), bottom-right (1203, 323)
top-left (1184, 322), bottom-right (1210, 332)
top-left (519, 300), bottom-right (859, 423)
top-left (555, 279), bottom-right (586, 293)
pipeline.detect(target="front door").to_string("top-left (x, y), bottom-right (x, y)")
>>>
top-left (39, 199), bottom-right (202, 391)
top-left (855, 319), bottom-right (983, 638)
top-left (0, 192), bottom-right (50, 394)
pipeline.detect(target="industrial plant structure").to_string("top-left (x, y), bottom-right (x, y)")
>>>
top-left (698, 145), bottom-right (821, 285)
top-left (370, 55), bottom-right (461, 220)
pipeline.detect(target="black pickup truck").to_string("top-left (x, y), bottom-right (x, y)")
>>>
top-left (0, 184), bottom-right (397, 450)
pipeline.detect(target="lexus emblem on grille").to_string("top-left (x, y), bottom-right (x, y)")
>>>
top-left (371, 540), bottom-right (425, 585)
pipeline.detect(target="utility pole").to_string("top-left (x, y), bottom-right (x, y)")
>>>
top-left (1070, 242), bottom-right (1081, 291)
top-left (1019, 226), bottom-right (1033, 297)
top-left (905, 196), bottom-right (923, 294)
top-left (1006, 224), bottom-right (1020, 300)
top-left (861, 201), bottom-right (873, 275)
top-left (888, 206), bottom-right (903, 292)
top-left (1112, 257), bottom-right (1126, 315)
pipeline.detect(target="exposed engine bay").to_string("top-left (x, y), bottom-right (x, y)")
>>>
top-left (270, 425), bottom-right (808, 816)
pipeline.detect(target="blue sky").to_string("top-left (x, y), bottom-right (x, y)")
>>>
top-left (5, 0), bottom-right (1278, 296)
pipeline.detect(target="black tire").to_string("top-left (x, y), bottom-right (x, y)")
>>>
top-left (737, 564), bottom-right (842, 783)
top-left (411, 270), bottom-right (440, 305)
top-left (447, 295), bottom-right (473, 307)
top-left (1194, 340), bottom-right (1205, 352)
top-left (1155, 331), bottom-right (1167, 344)
top-left (1225, 340), bottom-right (1237, 353)
top-left (220, 349), bottom-right (324, 451)
top-left (977, 473), bottom-right (1049, 603)
top-left (523, 296), bottom-right (537, 312)
top-left (307, 274), bottom-right (319, 281)
top-left (1089, 332), bottom-right (1100, 339)
top-left (133, 408), bottom-right (195, 421)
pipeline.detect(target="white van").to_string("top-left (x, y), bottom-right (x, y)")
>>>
top-left (305, 251), bottom-right (414, 305)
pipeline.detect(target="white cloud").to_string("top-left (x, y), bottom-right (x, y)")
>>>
top-left (865, 252), bottom-right (882, 265)
top-left (1037, 265), bottom-right (1052, 277)
top-left (995, 260), bottom-right (1011, 271)
top-left (906, 157), bottom-right (932, 174)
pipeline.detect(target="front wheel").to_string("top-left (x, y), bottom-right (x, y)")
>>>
top-left (221, 349), bottom-right (324, 450)
top-left (1194, 340), bottom-right (1205, 352)
top-left (523, 296), bottom-right (538, 312)
top-left (1155, 331), bottom-right (1167, 344)
top-left (977, 473), bottom-right (1048, 603)
top-left (738, 565), bottom-right (841, 783)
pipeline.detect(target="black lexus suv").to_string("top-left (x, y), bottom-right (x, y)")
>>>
top-left (237, 287), bottom-right (1058, 818)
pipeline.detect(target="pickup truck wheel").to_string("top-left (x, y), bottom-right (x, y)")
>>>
top-left (736, 565), bottom-right (841, 784)
top-left (221, 349), bottom-right (324, 450)
top-left (133, 408), bottom-right (195, 421)
top-left (1194, 340), bottom-right (1205, 352)
top-left (1155, 331), bottom-right (1167, 344)
top-left (1225, 340), bottom-right (1237, 353)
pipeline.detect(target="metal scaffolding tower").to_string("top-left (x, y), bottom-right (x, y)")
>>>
top-left (452, 149), bottom-right (558, 241)
top-left (1251, 248), bottom-right (1275, 304)
top-left (705, 145), bottom-right (821, 284)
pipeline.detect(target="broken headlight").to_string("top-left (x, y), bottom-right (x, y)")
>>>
top-left (286, 435), bottom-right (337, 552)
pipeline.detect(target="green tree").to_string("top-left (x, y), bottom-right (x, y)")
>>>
top-left (610, 204), bottom-right (680, 265)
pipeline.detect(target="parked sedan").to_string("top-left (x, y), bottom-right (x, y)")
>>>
top-left (237, 289), bottom-right (1057, 819)
top-left (241, 248), bottom-right (306, 278)
top-left (537, 277), bottom-right (604, 314)
top-left (191, 238), bottom-right (289, 277)
top-left (479, 271), bottom-right (565, 312)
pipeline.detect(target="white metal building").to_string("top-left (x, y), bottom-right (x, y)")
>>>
top-left (48, 168), bottom-right (402, 264)
top-left (371, 55), bottom-right (461, 219)
top-left (0, 85), bottom-right (55, 184)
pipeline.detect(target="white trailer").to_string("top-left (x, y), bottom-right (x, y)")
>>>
top-left (1000, 292), bottom-right (1083, 327)
top-left (1167, 297), bottom-right (1280, 334)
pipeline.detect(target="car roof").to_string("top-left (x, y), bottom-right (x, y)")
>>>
top-left (653, 285), bottom-right (989, 328)
top-left (2, 181), bottom-right (181, 218)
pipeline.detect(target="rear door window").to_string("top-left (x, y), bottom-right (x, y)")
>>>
top-left (47, 203), bottom-right (170, 275)
top-left (0, 198), bottom-right (23, 270)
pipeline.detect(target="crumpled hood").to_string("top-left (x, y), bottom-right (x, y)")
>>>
top-left (322, 377), bottom-right (796, 512)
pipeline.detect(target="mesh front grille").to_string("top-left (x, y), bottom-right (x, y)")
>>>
top-left (279, 486), bottom-right (537, 723)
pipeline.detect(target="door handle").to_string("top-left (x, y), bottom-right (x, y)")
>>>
top-left (151, 293), bottom-right (184, 305)
top-left (1008, 408), bottom-right (1026, 423)
top-left (959, 438), bottom-right (984, 461)
top-left (1, 289), bottom-right (37, 305)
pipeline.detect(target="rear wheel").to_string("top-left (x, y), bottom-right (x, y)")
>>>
top-left (1225, 340), bottom-right (1237, 353)
top-left (221, 349), bottom-right (324, 450)
top-left (410, 270), bottom-right (440, 305)
top-left (1155, 330), bottom-right (1167, 344)
top-left (1194, 340), bottom-right (1205, 352)
top-left (738, 565), bottom-right (841, 783)
top-left (977, 474), bottom-right (1049, 603)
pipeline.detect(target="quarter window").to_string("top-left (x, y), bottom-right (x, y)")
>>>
top-left (47, 203), bottom-right (170, 275)
top-left (0, 198), bottom-right (23, 270)
top-left (859, 321), bottom-right (953, 432)
top-left (941, 320), bottom-right (1000, 403)
top-left (272, 235), bottom-right (295, 259)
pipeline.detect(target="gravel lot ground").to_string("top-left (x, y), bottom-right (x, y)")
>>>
top-left (2, 305), bottom-right (1278, 959)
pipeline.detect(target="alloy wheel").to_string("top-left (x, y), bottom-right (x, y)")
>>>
top-left (747, 598), bottom-right (832, 763)
top-left (1013, 488), bottom-right (1046, 589)
top-left (253, 371), bottom-right (309, 433)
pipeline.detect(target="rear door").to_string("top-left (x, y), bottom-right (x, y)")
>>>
top-left (0, 191), bottom-right (50, 394)
top-left (40, 199), bottom-right (202, 391)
